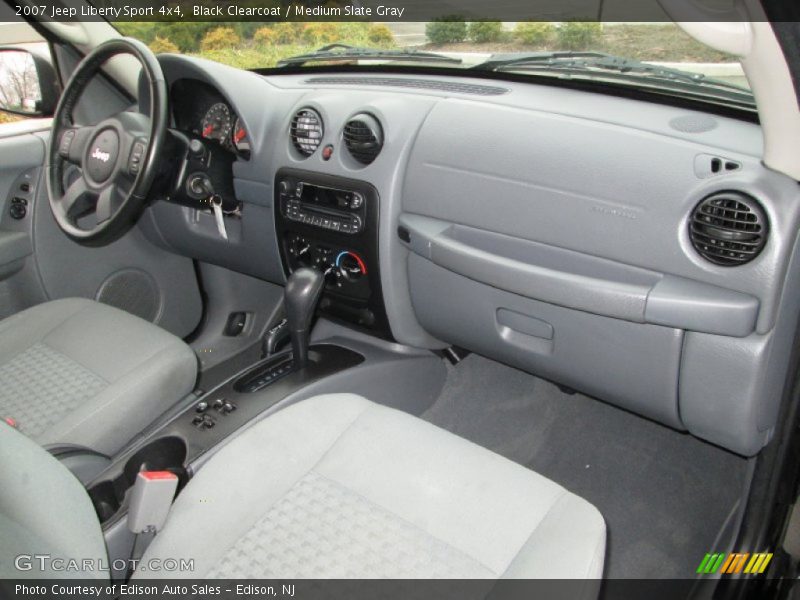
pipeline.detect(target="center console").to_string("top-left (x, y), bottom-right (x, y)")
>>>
top-left (87, 344), bottom-right (364, 530)
top-left (86, 247), bottom-right (369, 535)
top-left (274, 168), bottom-right (391, 339)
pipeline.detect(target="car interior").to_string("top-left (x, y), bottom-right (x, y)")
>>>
top-left (1, 1), bottom-right (800, 595)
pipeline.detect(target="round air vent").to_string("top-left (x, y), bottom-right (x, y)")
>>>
top-left (291, 108), bottom-right (323, 157)
top-left (689, 191), bottom-right (768, 266)
top-left (343, 113), bottom-right (384, 165)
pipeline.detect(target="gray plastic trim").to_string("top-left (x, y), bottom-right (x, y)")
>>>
top-left (646, 276), bottom-right (758, 338)
top-left (400, 214), bottom-right (759, 338)
top-left (0, 231), bottom-right (31, 278)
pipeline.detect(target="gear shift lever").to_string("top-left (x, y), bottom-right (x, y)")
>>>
top-left (284, 268), bottom-right (325, 369)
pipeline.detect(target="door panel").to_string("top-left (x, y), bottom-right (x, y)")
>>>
top-left (0, 127), bottom-right (203, 338)
top-left (0, 127), bottom-right (47, 318)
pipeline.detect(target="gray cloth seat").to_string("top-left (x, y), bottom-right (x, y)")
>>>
top-left (0, 298), bottom-right (197, 455)
top-left (142, 394), bottom-right (606, 579)
top-left (0, 393), bottom-right (605, 582)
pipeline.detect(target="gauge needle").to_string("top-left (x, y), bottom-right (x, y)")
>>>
top-left (203, 125), bottom-right (214, 137)
top-left (234, 129), bottom-right (246, 143)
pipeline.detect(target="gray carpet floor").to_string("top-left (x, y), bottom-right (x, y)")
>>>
top-left (422, 354), bottom-right (749, 579)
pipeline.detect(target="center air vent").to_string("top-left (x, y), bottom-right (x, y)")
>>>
top-left (291, 108), bottom-right (323, 157)
top-left (689, 191), bottom-right (767, 266)
top-left (343, 114), bottom-right (384, 166)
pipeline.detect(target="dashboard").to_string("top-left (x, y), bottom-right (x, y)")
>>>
top-left (140, 54), bottom-right (800, 459)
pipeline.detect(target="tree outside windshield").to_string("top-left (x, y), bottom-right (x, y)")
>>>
top-left (116, 21), bottom-right (748, 89)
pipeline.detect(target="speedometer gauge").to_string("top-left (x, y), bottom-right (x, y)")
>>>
top-left (231, 117), bottom-right (251, 155)
top-left (201, 103), bottom-right (232, 142)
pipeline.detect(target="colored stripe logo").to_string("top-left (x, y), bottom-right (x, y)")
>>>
top-left (697, 552), bottom-right (772, 575)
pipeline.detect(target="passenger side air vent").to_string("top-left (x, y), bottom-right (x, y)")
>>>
top-left (291, 108), bottom-right (323, 157)
top-left (689, 192), bottom-right (767, 266)
top-left (343, 113), bottom-right (384, 166)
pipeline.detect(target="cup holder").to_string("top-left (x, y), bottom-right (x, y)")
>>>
top-left (88, 480), bottom-right (123, 523)
top-left (88, 436), bottom-right (189, 524)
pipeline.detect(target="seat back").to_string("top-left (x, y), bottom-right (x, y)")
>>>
top-left (0, 422), bottom-right (108, 579)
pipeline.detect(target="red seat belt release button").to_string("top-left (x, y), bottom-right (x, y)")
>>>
top-left (4, 417), bottom-right (17, 428)
top-left (127, 471), bottom-right (179, 534)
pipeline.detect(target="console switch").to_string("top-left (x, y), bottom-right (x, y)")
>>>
top-left (192, 414), bottom-right (216, 430)
top-left (212, 398), bottom-right (237, 415)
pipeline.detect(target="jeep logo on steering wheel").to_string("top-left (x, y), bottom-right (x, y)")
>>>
top-left (91, 148), bottom-right (111, 163)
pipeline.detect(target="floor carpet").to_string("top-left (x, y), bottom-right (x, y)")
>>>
top-left (422, 354), bottom-right (749, 579)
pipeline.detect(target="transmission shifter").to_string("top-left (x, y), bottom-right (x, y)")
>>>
top-left (284, 268), bottom-right (325, 369)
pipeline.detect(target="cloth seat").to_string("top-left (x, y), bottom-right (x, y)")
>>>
top-left (142, 394), bottom-right (606, 579)
top-left (0, 298), bottom-right (197, 455)
top-left (0, 393), bottom-right (605, 584)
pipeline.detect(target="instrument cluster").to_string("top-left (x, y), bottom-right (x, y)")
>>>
top-left (171, 79), bottom-right (250, 158)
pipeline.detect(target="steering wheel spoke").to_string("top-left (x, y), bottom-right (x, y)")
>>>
top-left (57, 126), bottom-right (94, 167)
top-left (121, 133), bottom-right (149, 182)
top-left (95, 186), bottom-right (121, 224)
top-left (59, 177), bottom-right (93, 219)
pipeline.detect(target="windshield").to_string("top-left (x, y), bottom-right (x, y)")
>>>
top-left (116, 21), bottom-right (751, 105)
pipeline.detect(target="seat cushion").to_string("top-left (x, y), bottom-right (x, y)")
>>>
top-left (0, 421), bottom-right (108, 579)
top-left (0, 298), bottom-right (197, 455)
top-left (141, 394), bottom-right (605, 579)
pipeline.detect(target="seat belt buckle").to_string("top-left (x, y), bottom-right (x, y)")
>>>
top-left (127, 471), bottom-right (179, 534)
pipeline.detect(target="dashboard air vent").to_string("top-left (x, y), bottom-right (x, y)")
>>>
top-left (343, 114), bottom-right (384, 166)
top-left (689, 191), bottom-right (767, 266)
top-left (291, 108), bottom-right (323, 157)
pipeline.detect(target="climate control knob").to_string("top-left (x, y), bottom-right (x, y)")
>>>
top-left (336, 251), bottom-right (367, 282)
top-left (288, 236), bottom-right (312, 266)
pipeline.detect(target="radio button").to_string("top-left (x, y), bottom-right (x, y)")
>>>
top-left (351, 193), bottom-right (364, 209)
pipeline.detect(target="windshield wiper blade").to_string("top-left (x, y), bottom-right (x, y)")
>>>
top-left (277, 44), bottom-right (463, 68)
top-left (475, 51), bottom-right (753, 100)
top-left (474, 51), bottom-right (610, 72)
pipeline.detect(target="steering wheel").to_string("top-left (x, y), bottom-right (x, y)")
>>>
top-left (46, 38), bottom-right (168, 246)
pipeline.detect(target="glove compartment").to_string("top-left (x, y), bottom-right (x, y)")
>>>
top-left (401, 215), bottom-right (760, 430)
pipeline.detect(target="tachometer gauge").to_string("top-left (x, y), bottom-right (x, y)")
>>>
top-left (201, 102), bottom-right (232, 142)
top-left (231, 117), bottom-right (251, 155)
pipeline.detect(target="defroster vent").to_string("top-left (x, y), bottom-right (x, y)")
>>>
top-left (689, 191), bottom-right (767, 266)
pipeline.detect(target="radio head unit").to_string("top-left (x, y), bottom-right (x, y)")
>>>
top-left (279, 179), bottom-right (366, 235)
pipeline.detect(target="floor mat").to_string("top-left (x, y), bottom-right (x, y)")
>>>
top-left (422, 354), bottom-right (749, 579)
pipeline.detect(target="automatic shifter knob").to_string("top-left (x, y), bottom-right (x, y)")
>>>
top-left (284, 268), bottom-right (325, 369)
